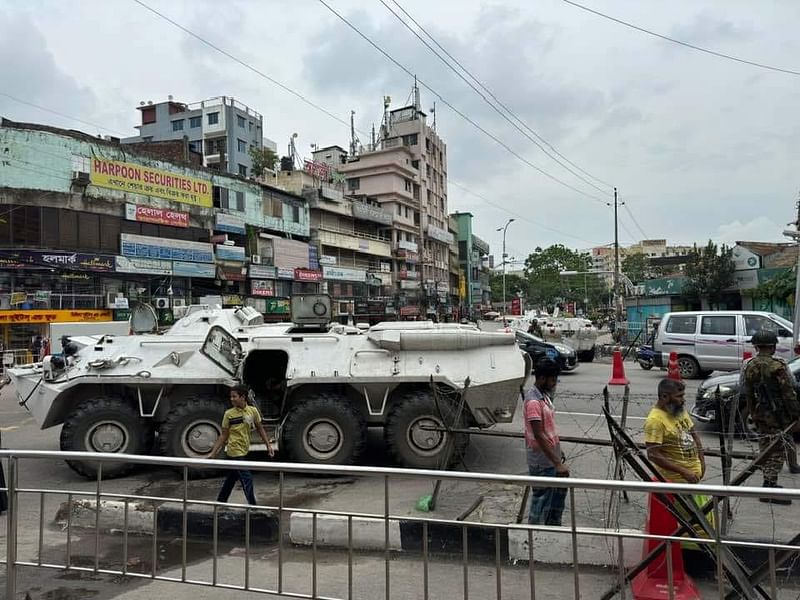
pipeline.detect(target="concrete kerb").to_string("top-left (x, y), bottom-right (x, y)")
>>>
top-left (53, 499), bottom-right (797, 576)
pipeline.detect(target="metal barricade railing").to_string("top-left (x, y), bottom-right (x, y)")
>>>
top-left (1, 450), bottom-right (799, 599)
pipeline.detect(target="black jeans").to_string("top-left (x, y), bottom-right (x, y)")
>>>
top-left (217, 455), bottom-right (257, 505)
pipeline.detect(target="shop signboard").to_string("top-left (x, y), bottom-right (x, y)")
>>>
top-left (367, 300), bottom-right (385, 314)
top-left (34, 290), bottom-right (52, 302)
top-left (222, 295), bottom-right (244, 306)
top-left (219, 267), bottom-right (246, 282)
top-left (322, 266), bottom-right (366, 282)
top-left (319, 255), bottom-right (337, 265)
top-left (0, 250), bottom-right (115, 272)
top-left (511, 298), bottom-right (521, 316)
top-left (426, 225), bottom-right (454, 245)
top-left (251, 280), bottom-right (275, 297)
top-left (215, 244), bottom-right (246, 262)
top-left (121, 233), bottom-right (214, 263)
top-left (91, 157), bottom-right (212, 207)
top-left (9, 292), bottom-right (26, 306)
top-left (0, 309), bottom-right (112, 324)
top-left (354, 300), bottom-right (369, 314)
top-left (352, 201), bottom-right (393, 226)
top-left (277, 268), bottom-right (295, 280)
top-left (215, 213), bottom-right (247, 235)
top-left (125, 203), bottom-right (189, 228)
top-left (265, 298), bottom-right (291, 315)
top-left (249, 265), bottom-right (277, 279)
top-left (294, 268), bottom-right (323, 282)
top-left (399, 306), bottom-right (420, 317)
top-left (115, 256), bottom-right (173, 275)
top-left (172, 261), bottom-right (216, 278)
top-left (308, 245), bottom-right (320, 270)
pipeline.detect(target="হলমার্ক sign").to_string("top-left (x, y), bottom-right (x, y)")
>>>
top-left (0, 250), bottom-right (115, 272)
top-left (91, 158), bottom-right (212, 208)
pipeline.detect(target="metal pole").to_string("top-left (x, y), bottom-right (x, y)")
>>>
top-left (792, 199), bottom-right (800, 348)
top-left (613, 187), bottom-right (621, 321)
top-left (5, 457), bottom-right (17, 600)
top-left (498, 219), bottom-right (514, 316)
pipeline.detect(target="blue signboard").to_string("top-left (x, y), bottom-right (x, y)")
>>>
top-left (215, 244), bottom-right (246, 262)
top-left (120, 233), bottom-right (214, 263)
top-left (173, 261), bottom-right (216, 278)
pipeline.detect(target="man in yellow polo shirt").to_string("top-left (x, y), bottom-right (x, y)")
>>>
top-left (645, 378), bottom-right (705, 483)
top-left (208, 384), bottom-right (274, 505)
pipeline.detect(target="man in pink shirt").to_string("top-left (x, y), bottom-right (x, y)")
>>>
top-left (524, 357), bottom-right (569, 525)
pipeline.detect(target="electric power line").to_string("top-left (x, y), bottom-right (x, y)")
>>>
top-left (561, 0), bottom-right (800, 77)
top-left (385, 0), bottom-right (613, 191)
top-left (448, 179), bottom-right (602, 246)
top-left (131, 0), bottom-right (355, 132)
top-left (623, 203), bottom-right (648, 240)
top-left (317, 0), bottom-right (609, 205)
top-left (378, 0), bottom-right (611, 195)
top-left (0, 92), bottom-right (127, 137)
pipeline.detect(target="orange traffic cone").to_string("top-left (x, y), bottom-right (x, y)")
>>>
top-left (608, 349), bottom-right (629, 385)
top-left (632, 489), bottom-right (702, 599)
top-left (667, 352), bottom-right (681, 381)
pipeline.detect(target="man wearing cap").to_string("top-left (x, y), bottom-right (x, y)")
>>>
top-left (524, 357), bottom-right (568, 525)
top-left (741, 330), bottom-right (800, 503)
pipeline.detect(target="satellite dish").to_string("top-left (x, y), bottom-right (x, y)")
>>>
top-left (131, 302), bottom-right (159, 334)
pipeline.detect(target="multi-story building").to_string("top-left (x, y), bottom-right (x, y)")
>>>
top-left (277, 147), bottom-right (395, 323)
top-left (122, 96), bottom-right (276, 178)
top-left (452, 212), bottom-right (492, 314)
top-left (338, 92), bottom-right (454, 319)
top-left (0, 118), bottom-right (311, 353)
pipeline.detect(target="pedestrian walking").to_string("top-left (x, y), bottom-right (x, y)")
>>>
top-left (644, 378), bottom-right (705, 484)
top-left (207, 384), bottom-right (274, 506)
top-left (741, 330), bottom-right (800, 504)
top-left (524, 357), bottom-right (568, 525)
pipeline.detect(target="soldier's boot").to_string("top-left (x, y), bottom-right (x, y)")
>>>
top-left (759, 481), bottom-right (792, 505)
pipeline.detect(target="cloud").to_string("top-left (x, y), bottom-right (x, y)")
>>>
top-left (0, 10), bottom-right (97, 129)
top-left (671, 11), bottom-right (754, 45)
top-left (715, 217), bottom-right (786, 245)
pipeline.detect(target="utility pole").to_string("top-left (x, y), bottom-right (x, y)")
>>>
top-left (612, 187), bottom-right (622, 322)
top-left (497, 219), bottom-right (515, 316)
top-left (350, 110), bottom-right (357, 157)
top-left (790, 196), bottom-right (800, 353)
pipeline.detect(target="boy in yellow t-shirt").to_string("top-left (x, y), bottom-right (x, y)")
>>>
top-left (644, 378), bottom-right (705, 484)
top-left (208, 385), bottom-right (274, 505)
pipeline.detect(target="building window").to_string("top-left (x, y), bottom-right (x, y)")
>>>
top-left (348, 178), bottom-right (360, 191)
top-left (188, 140), bottom-right (201, 153)
top-left (238, 164), bottom-right (247, 177)
top-left (237, 139), bottom-right (247, 153)
top-left (213, 186), bottom-right (229, 209)
top-left (237, 115), bottom-right (246, 128)
top-left (411, 159), bottom-right (419, 170)
top-left (249, 121), bottom-right (253, 131)
top-left (235, 190), bottom-right (245, 211)
top-left (207, 112), bottom-right (219, 125)
top-left (402, 133), bottom-right (418, 146)
top-left (189, 116), bottom-right (202, 128)
top-left (141, 106), bottom-right (156, 125)
top-left (172, 119), bottom-right (184, 131)
top-left (292, 205), bottom-right (300, 223)
top-left (404, 179), bottom-right (412, 192)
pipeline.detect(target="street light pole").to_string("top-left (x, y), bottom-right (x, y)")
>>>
top-left (497, 219), bottom-right (515, 315)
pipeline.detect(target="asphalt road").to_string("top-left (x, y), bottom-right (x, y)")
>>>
top-left (1, 359), bottom-right (798, 599)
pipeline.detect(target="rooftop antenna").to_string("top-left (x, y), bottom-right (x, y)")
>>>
top-left (381, 95), bottom-right (392, 145)
top-left (350, 110), bottom-right (358, 157)
top-left (289, 133), bottom-right (300, 169)
top-left (371, 123), bottom-right (376, 150)
top-left (431, 102), bottom-right (436, 131)
top-left (413, 76), bottom-right (420, 113)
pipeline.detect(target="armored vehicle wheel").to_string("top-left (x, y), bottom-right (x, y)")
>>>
top-left (60, 396), bottom-right (153, 479)
top-left (282, 394), bottom-right (365, 465)
top-left (157, 397), bottom-right (226, 477)
top-left (385, 391), bottom-right (468, 469)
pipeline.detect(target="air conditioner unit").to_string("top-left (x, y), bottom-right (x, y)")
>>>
top-left (172, 299), bottom-right (186, 308)
top-left (154, 297), bottom-right (170, 309)
top-left (251, 254), bottom-right (262, 264)
top-left (72, 171), bottom-right (90, 185)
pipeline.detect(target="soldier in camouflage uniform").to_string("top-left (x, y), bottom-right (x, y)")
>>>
top-left (740, 330), bottom-right (800, 504)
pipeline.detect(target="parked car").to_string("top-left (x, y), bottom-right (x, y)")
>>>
top-left (690, 355), bottom-right (800, 436)
top-left (653, 311), bottom-right (793, 378)
top-left (514, 330), bottom-right (578, 373)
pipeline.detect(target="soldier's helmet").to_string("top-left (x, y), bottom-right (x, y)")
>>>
top-left (750, 329), bottom-right (779, 347)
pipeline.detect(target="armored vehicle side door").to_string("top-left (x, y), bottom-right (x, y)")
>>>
top-left (200, 325), bottom-right (244, 378)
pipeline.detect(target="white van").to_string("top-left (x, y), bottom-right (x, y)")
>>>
top-left (653, 311), bottom-right (793, 378)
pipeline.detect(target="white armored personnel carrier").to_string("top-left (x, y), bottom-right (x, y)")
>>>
top-left (7, 295), bottom-right (530, 478)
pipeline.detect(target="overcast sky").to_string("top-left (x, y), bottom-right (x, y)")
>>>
top-left (1, 0), bottom-right (797, 260)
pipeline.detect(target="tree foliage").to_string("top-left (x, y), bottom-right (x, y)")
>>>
top-left (622, 252), bottom-right (663, 284)
top-left (682, 241), bottom-right (736, 308)
top-left (523, 245), bottom-right (608, 308)
top-left (752, 268), bottom-right (794, 301)
top-left (489, 273), bottom-right (527, 302)
top-left (249, 146), bottom-right (278, 178)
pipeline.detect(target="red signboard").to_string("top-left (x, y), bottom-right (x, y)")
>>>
top-left (219, 268), bottom-right (246, 282)
top-left (126, 203), bottom-right (189, 228)
top-left (511, 298), bottom-right (522, 316)
top-left (399, 306), bottom-right (420, 316)
top-left (294, 268), bottom-right (323, 282)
